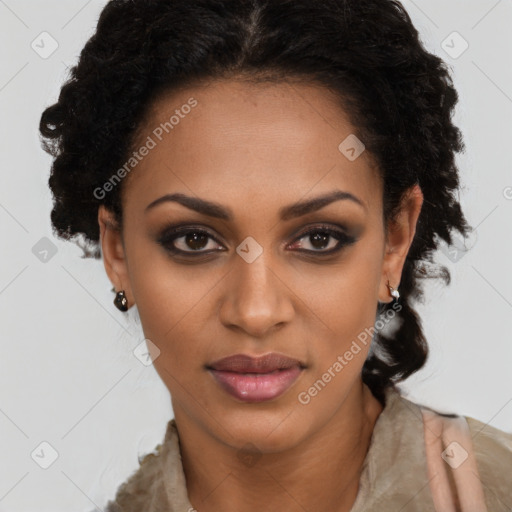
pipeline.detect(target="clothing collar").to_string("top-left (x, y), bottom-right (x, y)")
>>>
top-left (109, 386), bottom-right (434, 511)
top-left (349, 386), bottom-right (435, 510)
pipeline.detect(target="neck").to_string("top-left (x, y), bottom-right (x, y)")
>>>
top-left (176, 379), bottom-right (384, 512)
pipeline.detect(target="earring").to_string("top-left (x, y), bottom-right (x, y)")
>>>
top-left (114, 290), bottom-right (129, 312)
top-left (387, 281), bottom-right (400, 300)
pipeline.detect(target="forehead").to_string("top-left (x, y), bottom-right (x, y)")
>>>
top-left (123, 79), bottom-right (381, 214)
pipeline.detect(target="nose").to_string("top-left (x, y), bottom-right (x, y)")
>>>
top-left (218, 250), bottom-right (295, 338)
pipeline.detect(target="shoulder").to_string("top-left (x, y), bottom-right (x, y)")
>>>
top-left (103, 443), bottom-right (167, 512)
top-left (465, 415), bottom-right (512, 510)
top-left (103, 419), bottom-right (183, 512)
top-left (379, 388), bottom-right (512, 510)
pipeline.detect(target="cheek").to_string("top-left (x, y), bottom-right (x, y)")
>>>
top-left (308, 244), bottom-right (383, 327)
top-left (129, 256), bottom-right (212, 403)
top-left (124, 235), bottom-right (213, 355)
top-left (307, 239), bottom-right (384, 366)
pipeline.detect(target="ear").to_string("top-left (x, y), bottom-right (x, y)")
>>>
top-left (98, 205), bottom-right (135, 309)
top-left (378, 184), bottom-right (423, 303)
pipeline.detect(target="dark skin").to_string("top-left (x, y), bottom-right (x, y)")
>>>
top-left (98, 79), bottom-right (423, 511)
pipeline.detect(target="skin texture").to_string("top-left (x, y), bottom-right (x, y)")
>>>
top-left (98, 79), bottom-right (423, 512)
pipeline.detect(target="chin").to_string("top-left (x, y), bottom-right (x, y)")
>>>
top-left (211, 403), bottom-right (312, 453)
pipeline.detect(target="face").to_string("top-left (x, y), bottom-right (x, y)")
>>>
top-left (99, 78), bottom-right (422, 452)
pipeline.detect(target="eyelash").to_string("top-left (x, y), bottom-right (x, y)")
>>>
top-left (157, 223), bottom-right (357, 259)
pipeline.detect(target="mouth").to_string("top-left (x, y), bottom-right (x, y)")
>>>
top-left (206, 353), bottom-right (306, 403)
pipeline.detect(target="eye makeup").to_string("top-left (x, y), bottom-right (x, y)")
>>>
top-left (155, 221), bottom-right (359, 261)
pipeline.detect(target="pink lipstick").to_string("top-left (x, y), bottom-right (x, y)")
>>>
top-left (207, 353), bottom-right (305, 403)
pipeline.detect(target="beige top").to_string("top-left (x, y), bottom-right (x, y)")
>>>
top-left (104, 387), bottom-right (512, 511)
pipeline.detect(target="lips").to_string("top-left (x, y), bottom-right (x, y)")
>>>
top-left (208, 353), bottom-right (304, 373)
top-left (207, 353), bottom-right (305, 403)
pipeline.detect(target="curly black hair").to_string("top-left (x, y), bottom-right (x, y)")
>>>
top-left (39, 0), bottom-right (471, 405)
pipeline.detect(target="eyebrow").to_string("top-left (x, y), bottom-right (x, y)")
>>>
top-left (144, 190), bottom-right (366, 221)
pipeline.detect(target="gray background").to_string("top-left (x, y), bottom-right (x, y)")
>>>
top-left (0, 0), bottom-right (511, 510)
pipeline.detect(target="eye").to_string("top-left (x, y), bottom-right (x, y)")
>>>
top-left (157, 223), bottom-right (357, 259)
top-left (287, 225), bottom-right (357, 255)
top-left (157, 226), bottom-right (225, 256)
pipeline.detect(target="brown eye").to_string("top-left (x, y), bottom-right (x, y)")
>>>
top-left (157, 226), bottom-right (224, 256)
top-left (182, 231), bottom-right (209, 251)
top-left (305, 231), bottom-right (333, 251)
top-left (288, 225), bottom-right (357, 255)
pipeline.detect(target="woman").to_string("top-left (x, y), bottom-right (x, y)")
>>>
top-left (39, 0), bottom-right (511, 510)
